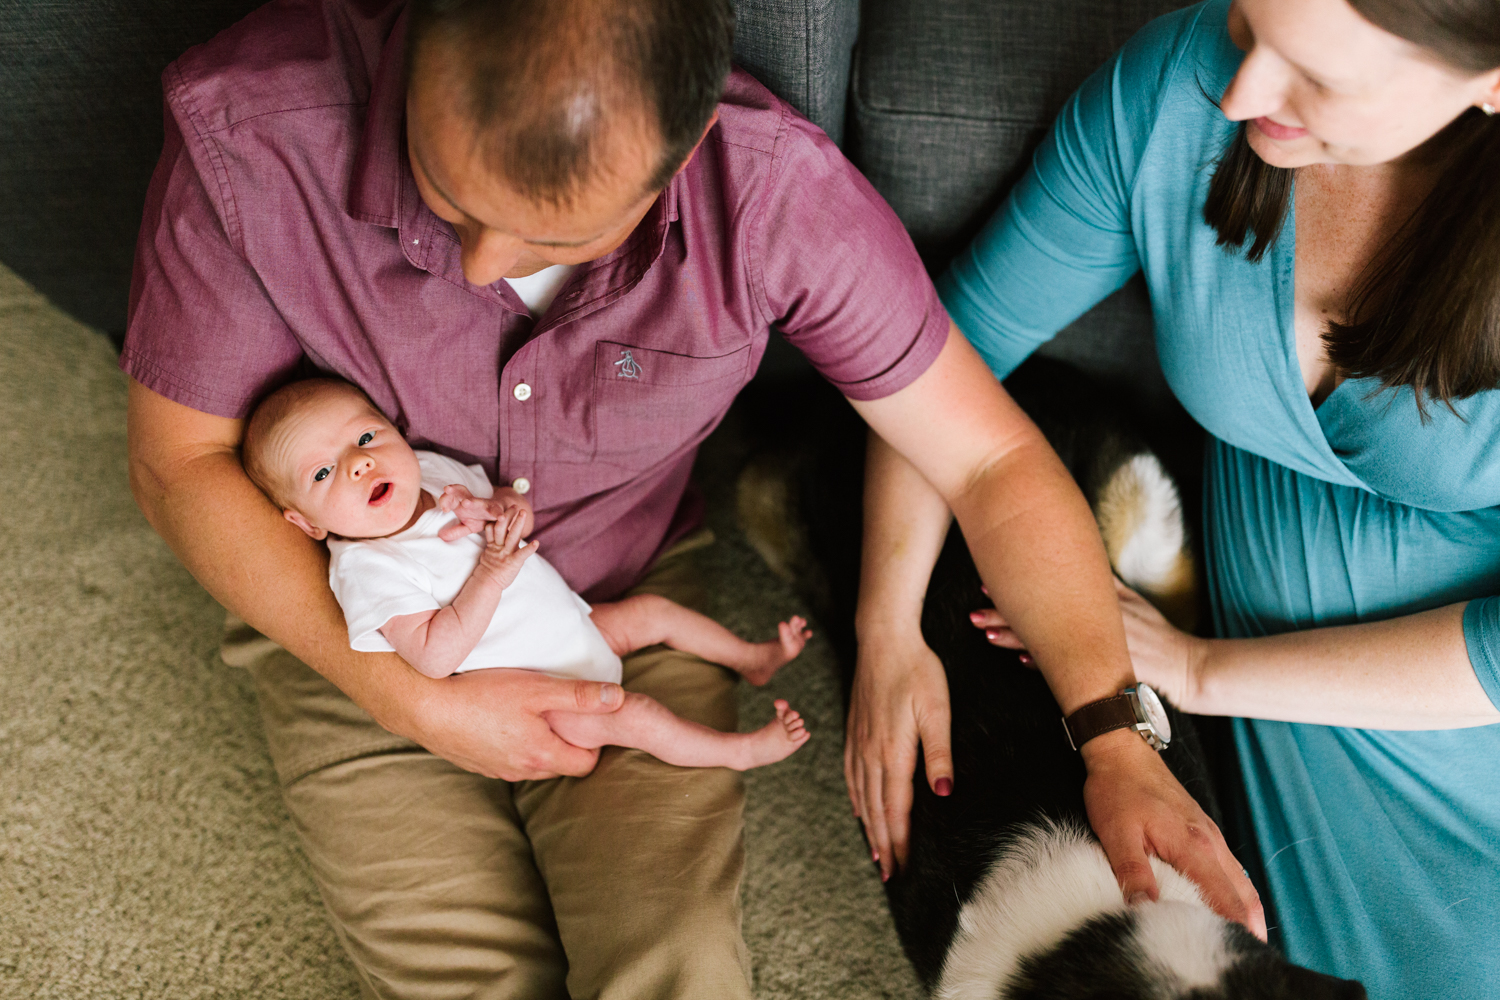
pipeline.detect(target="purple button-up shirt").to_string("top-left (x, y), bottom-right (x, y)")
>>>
top-left (123, 0), bottom-right (948, 600)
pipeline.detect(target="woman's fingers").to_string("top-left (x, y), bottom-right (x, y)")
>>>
top-left (968, 609), bottom-right (1026, 649)
top-left (917, 697), bottom-right (954, 799)
top-left (882, 763), bottom-right (914, 874)
top-left (865, 764), bottom-right (893, 879)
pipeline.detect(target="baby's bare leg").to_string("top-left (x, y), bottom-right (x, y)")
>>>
top-left (590, 594), bottom-right (812, 686)
top-left (544, 693), bottom-right (809, 771)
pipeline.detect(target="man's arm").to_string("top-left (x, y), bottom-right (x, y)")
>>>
top-left (127, 378), bottom-right (622, 780)
top-left (848, 324), bottom-right (1265, 935)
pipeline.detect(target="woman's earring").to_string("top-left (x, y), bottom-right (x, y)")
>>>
top-left (1484, 102), bottom-right (1497, 116)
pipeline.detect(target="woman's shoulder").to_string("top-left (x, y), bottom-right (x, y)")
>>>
top-left (1110, 0), bottom-right (1241, 134)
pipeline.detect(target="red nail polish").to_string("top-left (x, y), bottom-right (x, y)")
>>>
top-left (1019, 653), bottom-right (1032, 664)
top-left (969, 611), bottom-right (984, 623)
top-left (934, 777), bottom-right (952, 796)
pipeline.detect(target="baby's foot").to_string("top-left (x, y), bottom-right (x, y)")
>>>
top-left (740, 616), bottom-right (813, 686)
top-left (732, 700), bottom-right (810, 770)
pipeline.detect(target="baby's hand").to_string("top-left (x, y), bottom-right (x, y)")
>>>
top-left (475, 508), bottom-right (537, 590)
top-left (439, 484), bottom-right (535, 542)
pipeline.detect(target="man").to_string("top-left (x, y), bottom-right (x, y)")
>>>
top-left (124, 0), bottom-right (1258, 996)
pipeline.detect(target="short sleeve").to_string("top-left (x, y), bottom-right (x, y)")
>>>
top-left (328, 541), bottom-right (442, 652)
top-left (752, 117), bottom-right (949, 402)
top-left (937, 4), bottom-right (1211, 379)
top-left (417, 451), bottom-right (495, 499)
top-left (121, 98), bottom-right (304, 418)
top-left (1461, 598), bottom-right (1500, 710)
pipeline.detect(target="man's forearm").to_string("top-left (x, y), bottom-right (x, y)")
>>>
top-left (130, 435), bottom-right (427, 735)
top-left (851, 327), bottom-right (1136, 715)
top-left (948, 436), bottom-right (1136, 713)
top-left (1192, 602), bottom-right (1500, 728)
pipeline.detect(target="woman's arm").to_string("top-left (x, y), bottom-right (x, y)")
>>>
top-left (1116, 585), bottom-right (1500, 728)
top-left (845, 430), bottom-right (953, 877)
top-left (127, 378), bottom-right (623, 779)
top-left (851, 325), bottom-right (1264, 935)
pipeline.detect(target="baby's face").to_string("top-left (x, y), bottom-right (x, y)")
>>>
top-left (268, 388), bottom-right (423, 540)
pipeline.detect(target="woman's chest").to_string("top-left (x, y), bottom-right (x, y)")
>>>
top-left (1289, 164), bottom-right (1436, 404)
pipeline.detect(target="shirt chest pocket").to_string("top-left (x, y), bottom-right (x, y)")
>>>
top-left (591, 341), bottom-right (752, 465)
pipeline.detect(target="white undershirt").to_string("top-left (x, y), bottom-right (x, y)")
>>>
top-left (503, 263), bottom-right (577, 316)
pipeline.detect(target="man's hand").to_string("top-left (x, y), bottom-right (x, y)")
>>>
top-left (844, 624), bottom-right (953, 882)
top-left (439, 483), bottom-right (535, 542)
top-left (411, 668), bottom-right (626, 780)
top-left (1081, 728), bottom-right (1267, 939)
top-left (473, 508), bottom-right (537, 590)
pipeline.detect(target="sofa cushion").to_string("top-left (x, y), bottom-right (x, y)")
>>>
top-left (733, 0), bottom-right (860, 147)
top-left (847, 0), bottom-right (1193, 415)
top-left (0, 0), bottom-right (858, 341)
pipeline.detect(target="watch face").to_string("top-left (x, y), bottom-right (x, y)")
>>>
top-left (1135, 684), bottom-right (1172, 745)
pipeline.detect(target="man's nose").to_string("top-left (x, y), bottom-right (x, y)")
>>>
top-left (1219, 46), bottom-right (1291, 123)
top-left (349, 455), bottom-right (375, 479)
top-left (459, 225), bottom-right (526, 287)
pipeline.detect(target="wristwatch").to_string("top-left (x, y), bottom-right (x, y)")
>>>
top-left (1062, 684), bottom-right (1172, 752)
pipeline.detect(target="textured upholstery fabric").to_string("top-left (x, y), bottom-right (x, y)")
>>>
top-left (0, 1), bottom-right (266, 339)
top-left (849, 0), bottom-right (1191, 413)
top-left (733, 0), bottom-right (860, 147)
top-left (0, 0), bottom-right (857, 341)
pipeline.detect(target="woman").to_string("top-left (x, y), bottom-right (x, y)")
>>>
top-left (849, 0), bottom-right (1500, 995)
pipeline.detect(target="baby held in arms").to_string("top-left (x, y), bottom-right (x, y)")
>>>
top-left (242, 378), bottom-right (811, 770)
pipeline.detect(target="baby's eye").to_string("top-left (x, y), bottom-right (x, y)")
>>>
top-left (313, 466), bottom-right (332, 482)
top-left (358, 432), bottom-right (374, 446)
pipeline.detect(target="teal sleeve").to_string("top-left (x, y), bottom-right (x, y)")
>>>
top-left (1462, 597), bottom-right (1500, 710)
top-left (937, 2), bottom-right (1214, 379)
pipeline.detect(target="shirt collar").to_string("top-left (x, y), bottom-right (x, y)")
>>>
top-left (347, 7), bottom-right (407, 227)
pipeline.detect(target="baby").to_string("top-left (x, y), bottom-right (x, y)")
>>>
top-left (241, 378), bottom-right (811, 771)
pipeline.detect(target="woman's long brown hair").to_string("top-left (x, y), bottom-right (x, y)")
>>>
top-left (1202, 0), bottom-right (1500, 412)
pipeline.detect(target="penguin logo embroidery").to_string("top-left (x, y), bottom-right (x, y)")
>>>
top-left (614, 349), bottom-right (643, 379)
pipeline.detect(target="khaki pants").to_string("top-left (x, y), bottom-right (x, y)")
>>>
top-left (227, 532), bottom-right (753, 1000)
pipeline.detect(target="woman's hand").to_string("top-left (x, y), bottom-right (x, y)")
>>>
top-left (844, 624), bottom-right (953, 882)
top-left (969, 579), bottom-right (1206, 711)
top-left (1112, 578), bottom-right (1205, 710)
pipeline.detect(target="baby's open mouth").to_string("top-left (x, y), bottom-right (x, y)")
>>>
top-left (368, 481), bottom-right (393, 505)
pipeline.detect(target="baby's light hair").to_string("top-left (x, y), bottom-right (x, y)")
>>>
top-left (242, 378), bottom-right (373, 509)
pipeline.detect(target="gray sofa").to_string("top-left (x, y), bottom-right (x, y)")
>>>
top-left (1, 0), bottom-right (1184, 411)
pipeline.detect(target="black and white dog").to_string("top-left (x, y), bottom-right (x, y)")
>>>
top-left (737, 357), bottom-right (1366, 999)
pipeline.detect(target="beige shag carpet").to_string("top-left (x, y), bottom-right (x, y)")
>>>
top-left (0, 262), bottom-right (922, 999)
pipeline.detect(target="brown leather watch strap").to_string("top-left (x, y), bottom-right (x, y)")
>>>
top-left (1062, 694), bottom-right (1139, 751)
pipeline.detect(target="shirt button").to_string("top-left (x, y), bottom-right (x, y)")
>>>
top-left (512, 477), bottom-right (531, 495)
top-left (513, 382), bottom-right (532, 401)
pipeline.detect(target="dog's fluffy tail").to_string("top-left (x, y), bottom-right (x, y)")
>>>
top-left (1094, 453), bottom-right (1196, 631)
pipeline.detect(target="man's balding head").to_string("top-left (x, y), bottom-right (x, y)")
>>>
top-left (406, 0), bottom-right (733, 206)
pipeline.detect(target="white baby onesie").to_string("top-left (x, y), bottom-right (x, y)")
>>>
top-left (327, 451), bottom-right (623, 683)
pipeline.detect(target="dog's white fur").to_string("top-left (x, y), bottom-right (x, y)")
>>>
top-left (936, 822), bottom-right (1232, 1000)
top-left (1110, 454), bottom-right (1186, 591)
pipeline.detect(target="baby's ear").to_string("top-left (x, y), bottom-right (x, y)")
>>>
top-left (284, 508), bottom-right (328, 540)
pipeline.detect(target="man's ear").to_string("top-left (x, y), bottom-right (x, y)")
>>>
top-left (284, 508), bottom-right (328, 540)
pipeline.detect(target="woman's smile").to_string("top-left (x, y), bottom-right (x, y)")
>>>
top-left (1251, 116), bottom-right (1308, 141)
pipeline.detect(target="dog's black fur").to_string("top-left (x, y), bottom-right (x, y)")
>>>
top-left (737, 356), bottom-right (1365, 998)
